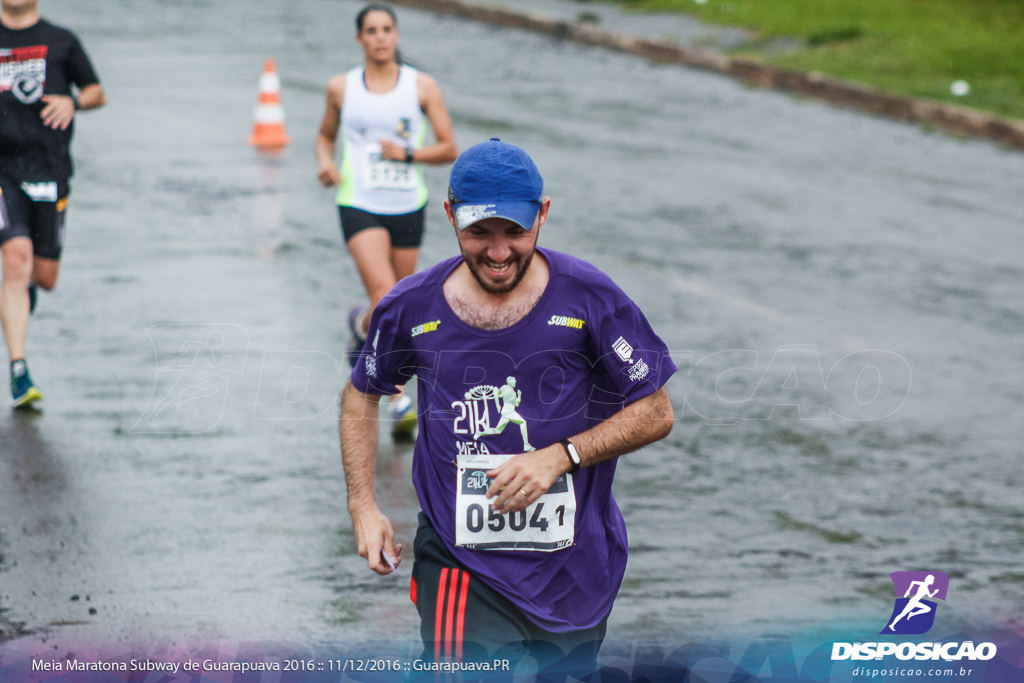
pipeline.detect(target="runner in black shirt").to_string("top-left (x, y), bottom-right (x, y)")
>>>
top-left (1, 0), bottom-right (106, 407)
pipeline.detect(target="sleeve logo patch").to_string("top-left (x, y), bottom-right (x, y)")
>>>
top-left (547, 315), bottom-right (585, 329)
top-left (411, 320), bottom-right (441, 337)
top-left (628, 359), bottom-right (650, 382)
top-left (364, 330), bottom-right (380, 377)
top-left (612, 336), bottom-right (634, 364)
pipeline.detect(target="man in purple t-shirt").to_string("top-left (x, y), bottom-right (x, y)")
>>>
top-left (340, 138), bottom-right (676, 666)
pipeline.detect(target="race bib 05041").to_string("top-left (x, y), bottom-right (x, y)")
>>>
top-left (455, 453), bottom-right (576, 552)
top-left (362, 142), bottom-right (417, 191)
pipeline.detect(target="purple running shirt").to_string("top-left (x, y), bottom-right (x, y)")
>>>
top-left (351, 247), bottom-right (677, 632)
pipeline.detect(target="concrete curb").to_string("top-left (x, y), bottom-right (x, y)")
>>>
top-left (393, 0), bottom-right (1024, 150)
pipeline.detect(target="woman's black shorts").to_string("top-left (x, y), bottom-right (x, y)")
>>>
top-left (338, 204), bottom-right (425, 249)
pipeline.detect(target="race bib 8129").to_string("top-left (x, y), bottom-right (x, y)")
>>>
top-left (362, 142), bottom-right (417, 191)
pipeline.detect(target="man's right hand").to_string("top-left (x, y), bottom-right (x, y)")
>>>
top-left (340, 381), bottom-right (397, 574)
top-left (40, 94), bottom-right (76, 130)
top-left (351, 506), bottom-right (403, 575)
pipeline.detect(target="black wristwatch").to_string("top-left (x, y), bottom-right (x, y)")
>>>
top-left (560, 438), bottom-right (581, 474)
top-left (404, 147), bottom-right (415, 163)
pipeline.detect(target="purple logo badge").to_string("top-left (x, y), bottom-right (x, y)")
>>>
top-left (881, 571), bottom-right (949, 635)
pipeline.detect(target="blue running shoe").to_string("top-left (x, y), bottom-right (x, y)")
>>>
top-left (29, 284), bottom-right (38, 315)
top-left (346, 305), bottom-right (368, 369)
top-left (11, 360), bottom-right (43, 408)
top-left (390, 394), bottom-right (417, 438)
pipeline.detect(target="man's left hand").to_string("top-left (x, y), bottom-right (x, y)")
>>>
top-left (486, 445), bottom-right (566, 514)
top-left (40, 95), bottom-right (76, 130)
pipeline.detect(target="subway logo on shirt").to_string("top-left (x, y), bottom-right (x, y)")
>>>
top-left (547, 315), bottom-right (585, 329)
top-left (411, 320), bottom-right (441, 337)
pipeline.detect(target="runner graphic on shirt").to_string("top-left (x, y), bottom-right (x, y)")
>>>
top-left (477, 376), bottom-right (535, 452)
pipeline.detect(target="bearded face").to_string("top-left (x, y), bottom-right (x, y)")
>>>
top-left (456, 218), bottom-right (539, 295)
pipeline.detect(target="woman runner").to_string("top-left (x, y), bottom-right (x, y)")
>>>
top-left (315, 3), bottom-right (457, 435)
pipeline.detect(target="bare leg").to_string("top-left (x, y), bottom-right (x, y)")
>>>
top-left (386, 248), bottom-right (419, 403)
top-left (0, 238), bottom-right (34, 362)
top-left (346, 231), bottom-right (421, 407)
top-left (347, 228), bottom-right (399, 334)
top-left (32, 256), bottom-right (61, 291)
top-left (390, 246), bottom-right (419, 282)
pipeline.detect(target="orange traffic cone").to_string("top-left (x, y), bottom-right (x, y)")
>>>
top-left (247, 58), bottom-right (290, 148)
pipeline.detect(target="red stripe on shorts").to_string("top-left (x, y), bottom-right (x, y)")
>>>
top-left (444, 569), bottom-right (459, 660)
top-left (455, 570), bottom-right (470, 661)
top-left (434, 568), bottom-right (449, 662)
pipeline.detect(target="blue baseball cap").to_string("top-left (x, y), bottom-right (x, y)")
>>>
top-left (447, 138), bottom-right (544, 230)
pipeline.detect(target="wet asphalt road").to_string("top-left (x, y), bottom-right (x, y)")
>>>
top-left (2, 0), bottom-right (1023, 652)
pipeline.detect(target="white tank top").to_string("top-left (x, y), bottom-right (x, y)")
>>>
top-left (335, 65), bottom-right (428, 214)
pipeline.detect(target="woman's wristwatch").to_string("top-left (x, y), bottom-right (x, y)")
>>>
top-left (404, 147), bottom-right (415, 163)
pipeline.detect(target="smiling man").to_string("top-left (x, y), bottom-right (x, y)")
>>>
top-left (339, 138), bottom-right (677, 668)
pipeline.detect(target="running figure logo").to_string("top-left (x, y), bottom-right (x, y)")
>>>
top-left (133, 324), bottom-right (249, 434)
top-left (881, 571), bottom-right (949, 635)
top-left (465, 376), bottom-right (535, 452)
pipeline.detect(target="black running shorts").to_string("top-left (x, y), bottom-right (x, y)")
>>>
top-left (410, 512), bottom-right (608, 671)
top-left (338, 205), bottom-right (425, 249)
top-left (0, 173), bottom-right (69, 260)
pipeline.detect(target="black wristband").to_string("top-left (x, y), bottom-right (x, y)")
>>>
top-left (560, 438), bottom-right (581, 474)
top-left (404, 147), bottom-right (415, 163)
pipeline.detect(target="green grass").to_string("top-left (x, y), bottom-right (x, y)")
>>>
top-left (611, 0), bottom-right (1024, 121)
